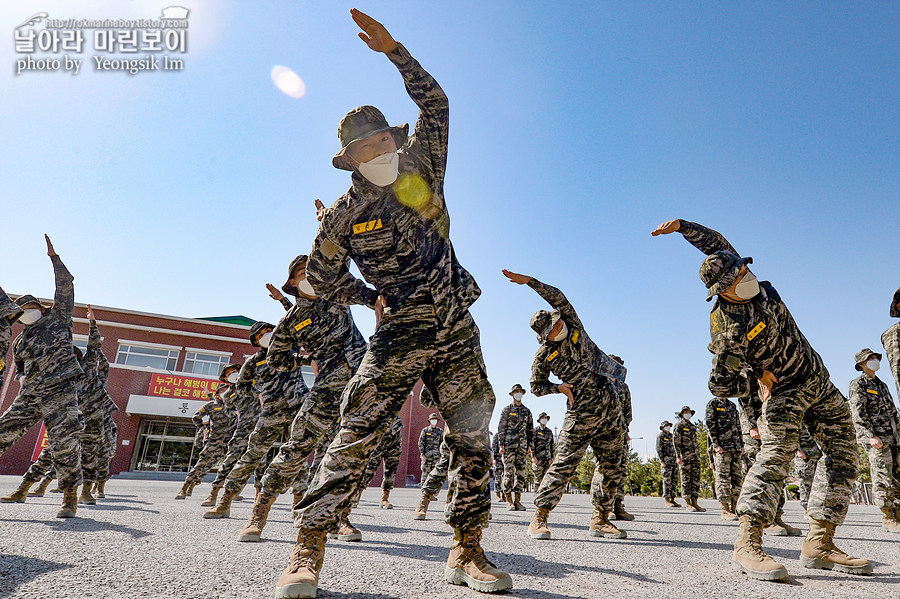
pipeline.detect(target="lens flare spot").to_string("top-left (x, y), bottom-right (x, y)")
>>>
top-left (393, 173), bottom-right (432, 210)
top-left (271, 66), bottom-right (306, 98)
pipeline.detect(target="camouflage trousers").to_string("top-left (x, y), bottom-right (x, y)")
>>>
top-left (679, 458), bottom-right (701, 500)
top-left (259, 361), bottom-right (349, 497)
top-left (295, 305), bottom-right (494, 533)
top-left (223, 395), bottom-right (303, 494)
top-left (534, 381), bottom-right (624, 514)
top-left (97, 412), bottom-right (117, 482)
top-left (356, 425), bottom-right (404, 495)
top-left (422, 441), bottom-right (451, 497)
top-left (712, 450), bottom-right (743, 504)
top-left (864, 443), bottom-right (900, 509)
top-left (0, 381), bottom-right (83, 490)
top-left (793, 453), bottom-right (819, 510)
top-left (743, 439), bottom-right (785, 514)
top-left (24, 417), bottom-right (104, 484)
top-left (736, 373), bottom-right (858, 526)
top-left (493, 455), bottom-right (504, 492)
top-left (615, 437), bottom-right (629, 500)
top-left (420, 455), bottom-right (439, 484)
top-left (184, 431), bottom-right (229, 486)
top-left (501, 445), bottom-right (528, 494)
top-left (533, 457), bottom-right (551, 491)
top-left (212, 402), bottom-right (261, 488)
top-left (294, 419), bottom-right (341, 499)
top-left (661, 460), bottom-right (678, 498)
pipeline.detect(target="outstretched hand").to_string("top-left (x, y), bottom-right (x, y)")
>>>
top-left (266, 283), bottom-right (284, 302)
top-left (651, 219), bottom-right (681, 237)
top-left (350, 9), bottom-right (397, 54)
top-left (314, 198), bottom-right (326, 223)
top-left (502, 269), bottom-right (531, 285)
top-left (44, 234), bottom-right (57, 257)
top-left (86, 304), bottom-right (95, 320)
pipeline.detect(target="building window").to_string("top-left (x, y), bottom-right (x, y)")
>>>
top-left (73, 336), bottom-right (89, 355)
top-left (116, 343), bottom-right (179, 371)
top-left (183, 351), bottom-right (231, 377)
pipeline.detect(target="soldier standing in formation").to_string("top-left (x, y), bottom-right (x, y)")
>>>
top-left (793, 423), bottom-right (821, 518)
top-left (531, 412), bottom-right (554, 491)
top-left (176, 385), bottom-right (238, 499)
top-left (672, 406), bottom-right (705, 512)
top-left (653, 218), bottom-right (870, 581)
top-left (414, 436), bottom-right (450, 520)
top-left (705, 396), bottom-right (743, 520)
top-left (656, 421), bottom-right (679, 507)
top-left (609, 355), bottom-right (634, 521)
top-left (848, 348), bottom-right (900, 533)
top-left (497, 384), bottom-right (533, 511)
top-left (353, 415), bottom-right (404, 509)
top-left (418, 413), bottom-right (443, 483)
top-left (503, 271), bottom-right (627, 541)
top-left (200, 362), bottom-right (247, 507)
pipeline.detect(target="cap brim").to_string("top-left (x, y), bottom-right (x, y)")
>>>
top-left (332, 124), bottom-right (409, 171)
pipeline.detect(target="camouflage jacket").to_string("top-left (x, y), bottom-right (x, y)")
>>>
top-left (656, 429), bottom-right (676, 463)
top-left (191, 397), bottom-right (237, 440)
top-left (238, 345), bottom-right (309, 409)
top-left (306, 43), bottom-right (480, 327)
top-left (418, 425), bottom-right (443, 459)
top-left (490, 431), bottom-right (501, 461)
top-left (798, 423), bottom-right (822, 459)
top-left (883, 322), bottom-right (900, 400)
top-left (673, 416), bottom-right (700, 460)
top-left (677, 221), bottom-right (825, 397)
top-left (705, 397), bottom-right (742, 452)
top-left (380, 416), bottom-right (404, 450)
top-left (497, 402), bottom-right (533, 451)
top-left (739, 406), bottom-right (760, 450)
top-left (848, 373), bottom-right (900, 446)
top-left (77, 320), bottom-right (112, 423)
top-left (13, 255), bottom-right (83, 392)
top-left (532, 424), bottom-right (555, 462)
top-left (612, 379), bottom-right (633, 430)
top-left (527, 278), bottom-right (626, 412)
top-left (0, 286), bottom-right (22, 380)
top-left (268, 295), bottom-right (367, 377)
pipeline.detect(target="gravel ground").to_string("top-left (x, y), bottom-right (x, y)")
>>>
top-left (0, 475), bottom-right (897, 599)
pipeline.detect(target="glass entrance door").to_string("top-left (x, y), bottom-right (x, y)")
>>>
top-left (131, 418), bottom-right (200, 472)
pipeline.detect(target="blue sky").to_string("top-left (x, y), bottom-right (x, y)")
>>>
top-left (2, 1), bottom-right (898, 458)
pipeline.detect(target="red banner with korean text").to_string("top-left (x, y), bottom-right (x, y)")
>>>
top-left (32, 422), bottom-right (48, 461)
top-left (148, 373), bottom-right (218, 401)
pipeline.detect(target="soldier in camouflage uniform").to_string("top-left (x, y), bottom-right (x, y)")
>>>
top-left (418, 414), bottom-right (443, 483)
top-left (201, 362), bottom-right (252, 507)
top-left (848, 348), bottom-right (900, 533)
top-left (176, 386), bottom-right (238, 499)
top-left (95, 393), bottom-right (119, 497)
top-left (414, 436), bottom-right (451, 520)
top-left (497, 384), bottom-right (533, 511)
top-left (673, 406), bottom-right (705, 512)
top-left (491, 431), bottom-right (504, 501)
top-left (882, 288), bottom-right (900, 400)
top-left (653, 218), bottom-right (870, 580)
top-left (294, 418), bottom-right (341, 501)
top-left (705, 397), bottom-right (743, 520)
top-left (608, 355), bottom-right (634, 521)
top-left (531, 412), bottom-right (554, 492)
top-left (656, 421), bottom-right (680, 507)
top-left (0, 287), bottom-right (23, 381)
top-left (793, 422), bottom-right (821, 517)
top-left (274, 12), bottom-right (512, 597)
top-left (0, 236), bottom-right (84, 518)
top-left (353, 415), bottom-right (403, 509)
top-left (502, 271), bottom-right (627, 541)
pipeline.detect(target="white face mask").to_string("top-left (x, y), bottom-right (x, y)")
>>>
top-left (258, 332), bottom-right (273, 348)
top-left (226, 372), bottom-right (239, 384)
top-left (429, 419), bottom-right (438, 426)
top-left (663, 426), bottom-right (671, 433)
top-left (358, 151), bottom-right (399, 187)
top-left (18, 309), bottom-right (42, 325)
top-left (549, 320), bottom-right (568, 342)
top-left (539, 418), bottom-right (549, 426)
top-left (866, 358), bottom-right (881, 372)
top-left (297, 277), bottom-right (317, 298)
top-left (513, 392), bottom-right (524, 401)
top-left (734, 271), bottom-right (760, 300)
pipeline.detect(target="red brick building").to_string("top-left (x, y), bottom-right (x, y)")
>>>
top-left (0, 301), bottom-right (435, 487)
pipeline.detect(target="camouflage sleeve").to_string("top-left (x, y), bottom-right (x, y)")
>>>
top-left (656, 434), bottom-right (664, 458)
top-left (882, 324), bottom-right (900, 399)
top-left (704, 402), bottom-right (719, 446)
top-left (279, 296), bottom-right (293, 311)
top-left (387, 43), bottom-right (449, 190)
top-left (49, 255), bottom-right (75, 321)
top-left (707, 311), bottom-right (751, 398)
top-left (621, 384), bottom-right (633, 426)
top-left (307, 207), bottom-right (380, 309)
top-left (525, 278), bottom-right (583, 330)
top-left (13, 335), bottom-right (24, 375)
top-left (192, 405), bottom-right (205, 427)
top-left (549, 430), bottom-right (555, 455)
top-left (97, 345), bottom-right (110, 386)
top-left (497, 406), bottom-right (509, 445)
top-left (526, 409), bottom-right (534, 450)
top-left (236, 355), bottom-right (257, 396)
top-left (82, 319), bottom-right (102, 380)
top-left (678, 220), bottom-right (741, 257)
top-left (848, 379), bottom-right (875, 441)
top-left (267, 310), bottom-right (299, 372)
top-left (672, 426), bottom-right (682, 459)
top-left (418, 428), bottom-right (426, 455)
top-left (530, 349), bottom-right (559, 397)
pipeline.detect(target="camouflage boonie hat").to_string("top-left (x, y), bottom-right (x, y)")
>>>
top-left (660, 420), bottom-right (673, 430)
top-left (538, 412), bottom-right (550, 421)
top-left (1, 298), bottom-right (23, 322)
top-left (249, 321), bottom-right (274, 347)
top-left (509, 383), bottom-right (526, 396)
top-left (854, 348), bottom-right (882, 371)
top-left (218, 363), bottom-right (241, 383)
top-left (282, 255), bottom-right (308, 298)
top-left (14, 294), bottom-right (44, 309)
top-left (530, 308), bottom-right (561, 341)
top-left (332, 105), bottom-right (409, 170)
top-left (676, 405), bottom-right (695, 417)
top-left (428, 413), bottom-right (439, 420)
top-left (700, 250), bottom-right (753, 301)
top-left (609, 354), bottom-right (623, 365)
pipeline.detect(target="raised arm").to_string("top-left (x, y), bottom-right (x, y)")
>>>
top-left (82, 307), bottom-right (102, 379)
top-left (651, 219), bottom-right (741, 257)
top-left (45, 236), bottom-right (75, 321)
top-left (503, 270), bottom-right (583, 330)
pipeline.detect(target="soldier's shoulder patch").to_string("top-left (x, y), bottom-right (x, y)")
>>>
top-left (571, 329), bottom-right (580, 344)
top-left (547, 350), bottom-right (559, 362)
top-left (319, 237), bottom-right (341, 260)
top-left (352, 218), bottom-right (383, 234)
top-left (747, 322), bottom-right (766, 341)
top-left (294, 318), bottom-right (312, 332)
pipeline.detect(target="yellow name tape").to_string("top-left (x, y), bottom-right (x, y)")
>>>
top-left (747, 322), bottom-right (766, 341)
top-left (294, 318), bottom-right (312, 331)
top-left (352, 219), bottom-right (383, 234)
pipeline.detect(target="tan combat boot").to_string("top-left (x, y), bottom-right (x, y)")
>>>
top-left (513, 492), bottom-right (526, 512)
top-left (444, 527), bottom-right (513, 592)
top-left (380, 489), bottom-right (393, 510)
top-left (800, 519), bottom-right (872, 574)
top-left (613, 497), bottom-right (635, 521)
top-left (691, 497), bottom-right (706, 512)
top-left (1, 480), bottom-right (33, 503)
top-left (505, 493), bottom-right (516, 512)
top-left (880, 507), bottom-right (900, 533)
top-left (200, 485), bottom-right (221, 507)
top-left (274, 529), bottom-right (327, 599)
top-left (414, 492), bottom-right (433, 520)
top-left (28, 477), bottom-right (52, 497)
top-left (720, 501), bottom-right (738, 521)
top-left (495, 489), bottom-right (502, 501)
top-left (664, 497), bottom-right (680, 508)
top-left (238, 492), bottom-right (277, 542)
top-left (528, 506), bottom-right (551, 539)
top-left (589, 508), bottom-right (627, 539)
top-left (684, 498), bottom-right (699, 512)
top-left (731, 514), bottom-right (788, 580)
top-left (337, 515), bottom-right (361, 542)
top-left (203, 487), bottom-right (240, 519)
top-left (174, 480), bottom-right (193, 500)
top-left (79, 482), bottom-right (96, 505)
top-left (56, 488), bottom-right (78, 518)
top-left (765, 512), bottom-right (801, 537)
top-left (94, 480), bottom-right (106, 498)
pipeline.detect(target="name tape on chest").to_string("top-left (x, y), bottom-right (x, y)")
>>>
top-left (747, 322), bottom-right (767, 341)
top-left (256, 360), bottom-right (267, 367)
top-left (717, 407), bottom-right (726, 411)
top-left (866, 389), bottom-right (879, 395)
top-left (294, 318), bottom-right (312, 332)
top-left (509, 412), bottom-right (517, 417)
top-left (547, 350), bottom-right (559, 362)
top-left (352, 219), bottom-right (383, 234)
